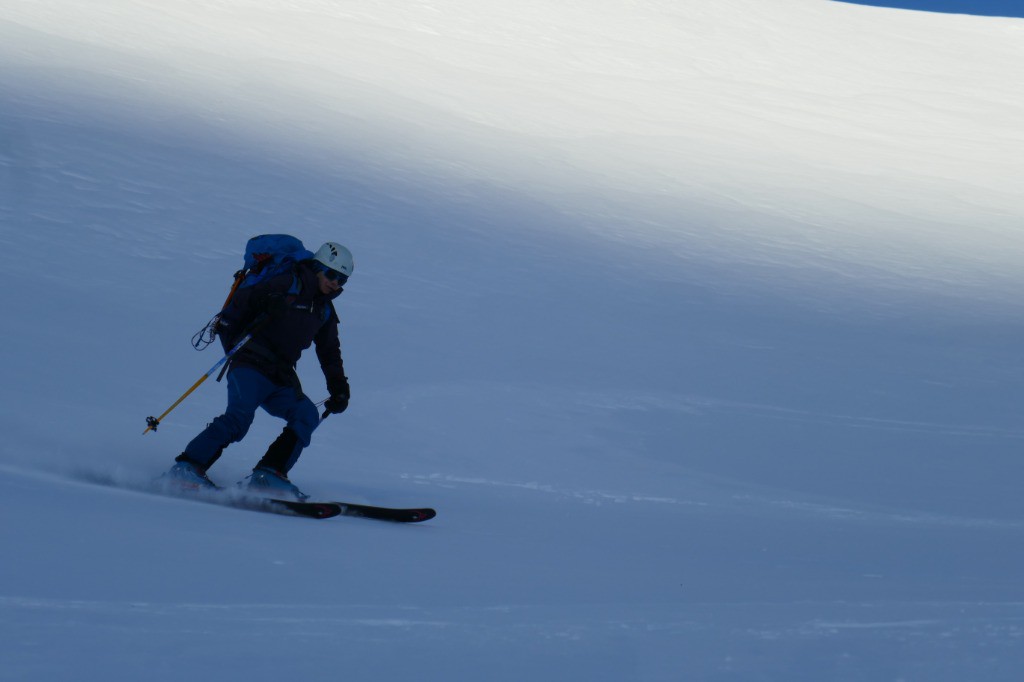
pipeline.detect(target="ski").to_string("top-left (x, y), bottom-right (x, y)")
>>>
top-left (224, 497), bottom-right (434, 522)
top-left (74, 470), bottom-right (435, 522)
top-left (260, 498), bottom-right (342, 519)
top-left (152, 485), bottom-right (343, 520)
top-left (330, 501), bottom-right (436, 523)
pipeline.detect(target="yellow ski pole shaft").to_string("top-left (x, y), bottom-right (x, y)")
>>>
top-left (143, 331), bottom-right (256, 435)
top-left (143, 374), bottom-right (212, 435)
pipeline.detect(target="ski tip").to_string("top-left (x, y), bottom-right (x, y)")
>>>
top-left (410, 508), bottom-right (437, 522)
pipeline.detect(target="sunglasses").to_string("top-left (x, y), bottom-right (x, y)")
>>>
top-left (319, 264), bottom-right (349, 285)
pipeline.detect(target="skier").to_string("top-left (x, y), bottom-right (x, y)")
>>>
top-left (164, 241), bottom-right (354, 500)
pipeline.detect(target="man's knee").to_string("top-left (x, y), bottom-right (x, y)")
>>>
top-left (289, 400), bottom-right (320, 446)
top-left (214, 408), bottom-right (257, 443)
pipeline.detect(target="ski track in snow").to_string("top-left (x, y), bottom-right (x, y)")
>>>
top-left (12, 452), bottom-right (1021, 533)
top-left (5, 594), bottom-right (1024, 682)
top-left (403, 471), bottom-right (1024, 530)
top-left (5, 594), bottom-right (1024, 639)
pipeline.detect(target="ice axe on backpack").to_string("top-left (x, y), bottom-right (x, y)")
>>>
top-left (143, 315), bottom-right (268, 435)
top-left (191, 268), bottom-right (247, 351)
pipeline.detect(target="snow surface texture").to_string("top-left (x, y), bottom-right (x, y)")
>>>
top-left (2, 0), bottom-right (1024, 680)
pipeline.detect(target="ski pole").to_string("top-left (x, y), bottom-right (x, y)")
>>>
top-left (315, 397), bottom-right (351, 421)
top-left (143, 316), bottom-right (267, 434)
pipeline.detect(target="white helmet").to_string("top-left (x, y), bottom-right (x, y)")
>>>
top-left (312, 242), bottom-right (354, 278)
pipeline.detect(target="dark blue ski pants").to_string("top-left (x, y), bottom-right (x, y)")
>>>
top-left (182, 366), bottom-right (320, 473)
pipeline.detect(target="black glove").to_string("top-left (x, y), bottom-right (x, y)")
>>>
top-left (324, 374), bottom-right (350, 415)
top-left (324, 394), bottom-right (349, 415)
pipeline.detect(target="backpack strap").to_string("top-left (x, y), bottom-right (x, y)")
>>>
top-left (287, 272), bottom-right (302, 298)
top-left (286, 269), bottom-right (330, 324)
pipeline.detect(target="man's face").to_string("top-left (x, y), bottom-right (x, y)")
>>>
top-left (316, 270), bottom-right (343, 295)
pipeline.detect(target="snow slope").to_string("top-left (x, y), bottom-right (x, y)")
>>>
top-left (1, 0), bottom-right (1023, 680)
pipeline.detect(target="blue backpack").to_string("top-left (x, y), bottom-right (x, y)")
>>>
top-left (239, 234), bottom-right (314, 289)
top-left (192, 234), bottom-right (314, 350)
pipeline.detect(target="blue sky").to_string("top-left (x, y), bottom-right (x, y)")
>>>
top-left (837, 0), bottom-right (1024, 17)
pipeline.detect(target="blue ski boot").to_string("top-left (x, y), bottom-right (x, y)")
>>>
top-left (163, 459), bottom-right (219, 492)
top-left (245, 466), bottom-right (309, 501)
